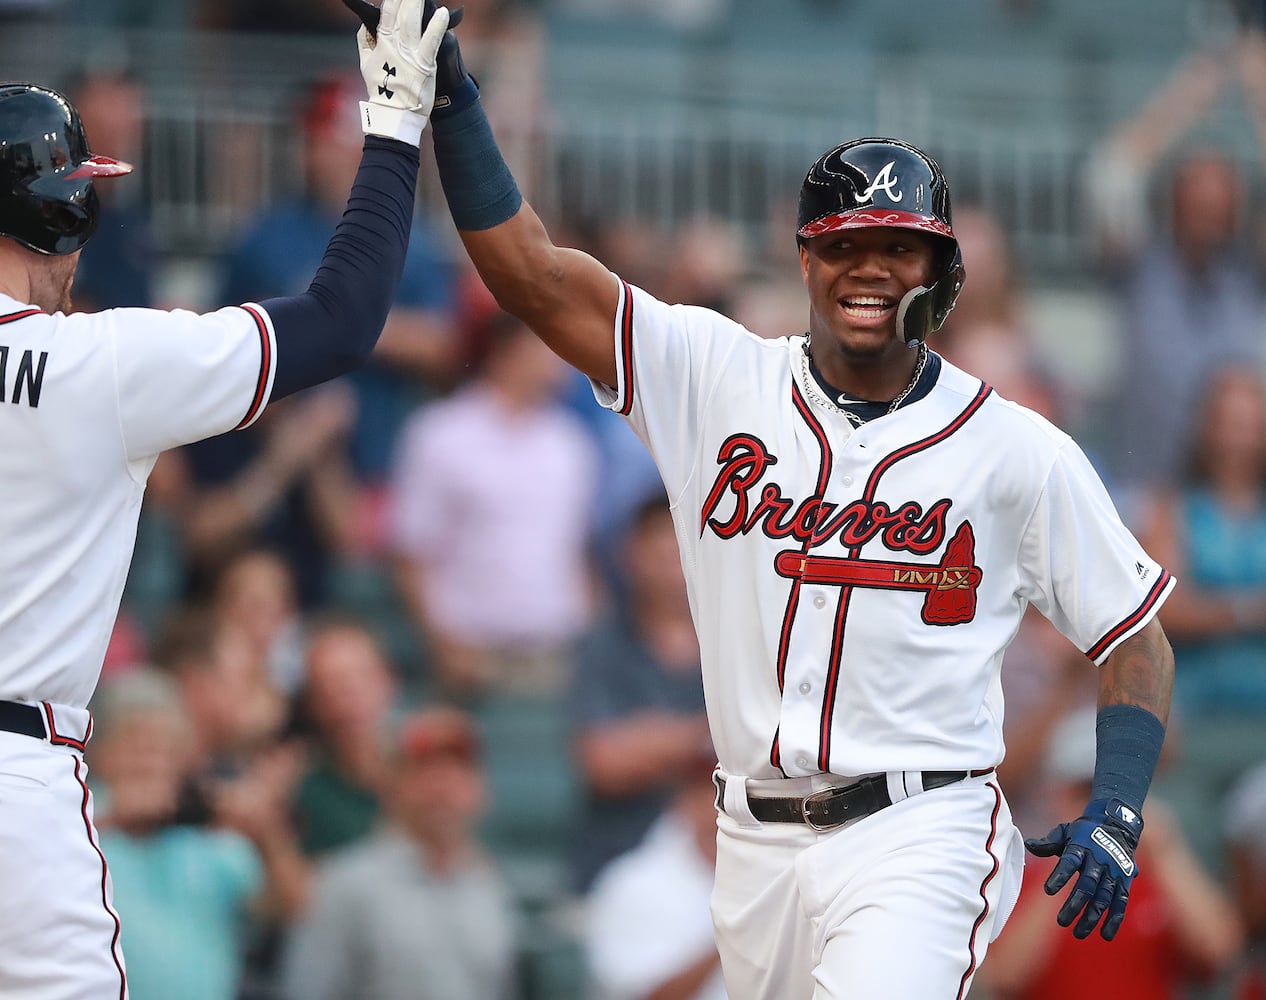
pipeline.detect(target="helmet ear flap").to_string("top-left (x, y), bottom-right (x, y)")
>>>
top-left (894, 247), bottom-right (966, 347)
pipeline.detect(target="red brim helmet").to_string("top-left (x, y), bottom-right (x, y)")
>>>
top-left (0, 83), bottom-right (134, 256)
top-left (797, 138), bottom-right (965, 345)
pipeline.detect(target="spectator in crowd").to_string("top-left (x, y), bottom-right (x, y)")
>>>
top-left (289, 616), bottom-right (401, 858)
top-left (280, 706), bottom-right (519, 1000)
top-left (1225, 762), bottom-right (1266, 1000)
top-left (1083, 42), bottom-right (1265, 507)
top-left (979, 705), bottom-right (1243, 1000)
top-left (89, 668), bottom-right (307, 1000)
top-left (159, 382), bottom-right (359, 610)
top-left (931, 205), bottom-right (1064, 425)
top-left (584, 755), bottom-right (727, 1000)
top-left (1139, 365), bottom-right (1266, 863)
top-left (152, 605), bottom-right (289, 786)
top-left (389, 310), bottom-right (599, 699)
top-left (69, 69), bottom-right (154, 310)
top-left (211, 546), bottom-right (306, 696)
top-left (569, 493), bottom-right (710, 893)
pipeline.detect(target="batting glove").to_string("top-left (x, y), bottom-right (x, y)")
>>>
top-left (1024, 798), bottom-right (1144, 941)
top-left (344, 0), bottom-right (451, 146)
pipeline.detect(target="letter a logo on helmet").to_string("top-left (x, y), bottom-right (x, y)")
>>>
top-left (855, 160), bottom-right (902, 204)
top-left (797, 137), bottom-right (966, 347)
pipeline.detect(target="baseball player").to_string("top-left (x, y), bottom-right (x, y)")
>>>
top-left (0, 3), bottom-right (451, 996)
top-left (400, 10), bottom-right (1179, 999)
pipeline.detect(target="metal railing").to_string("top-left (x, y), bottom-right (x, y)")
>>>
top-left (2, 15), bottom-right (1257, 281)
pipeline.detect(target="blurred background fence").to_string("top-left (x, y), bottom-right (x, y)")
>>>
top-left (2, 0), bottom-right (1261, 285)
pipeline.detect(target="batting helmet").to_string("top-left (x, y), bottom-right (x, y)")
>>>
top-left (797, 137), bottom-right (965, 347)
top-left (0, 82), bottom-right (133, 256)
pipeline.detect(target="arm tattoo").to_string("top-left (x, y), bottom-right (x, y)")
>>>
top-left (1098, 618), bottom-right (1174, 724)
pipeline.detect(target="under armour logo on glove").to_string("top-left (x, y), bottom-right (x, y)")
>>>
top-left (378, 62), bottom-right (397, 98)
top-left (1025, 798), bottom-right (1144, 940)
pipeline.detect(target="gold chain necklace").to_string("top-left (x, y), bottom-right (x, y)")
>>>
top-left (799, 339), bottom-right (928, 427)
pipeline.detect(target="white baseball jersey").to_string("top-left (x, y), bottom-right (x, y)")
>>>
top-left (591, 280), bottom-right (1174, 782)
top-left (0, 293), bottom-right (277, 708)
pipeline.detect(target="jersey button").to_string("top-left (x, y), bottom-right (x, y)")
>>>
top-left (798, 682), bottom-right (812, 695)
top-left (813, 594), bottom-right (826, 609)
top-left (842, 475), bottom-right (853, 486)
top-left (796, 756), bottom-right (810, 769)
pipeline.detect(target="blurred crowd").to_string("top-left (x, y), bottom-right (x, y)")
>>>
top-left (22, 5), bottom-right (1266, 1000)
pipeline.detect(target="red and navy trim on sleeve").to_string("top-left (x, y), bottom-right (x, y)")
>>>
top-left (1085, 569), bottom-right (1174, 662)
top-left (233, 304), bottom-right (273, 430)
top-left (0, 308), bottom-right (42, 325)
top-left (615, 279), bottom-right (636, 416)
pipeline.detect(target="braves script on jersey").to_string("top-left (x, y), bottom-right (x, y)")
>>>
top-left (593, 281), bottom-right (1174, 782)
top-left (0, 295), bottom-right (276, 709)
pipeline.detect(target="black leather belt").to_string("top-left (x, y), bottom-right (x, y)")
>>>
top-left (716, 769), bottom-right (994, 831)
top-left (0, 700), bottom-right (46, 740)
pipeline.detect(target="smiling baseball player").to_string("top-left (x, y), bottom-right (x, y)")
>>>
top-left (397, 10), bottom-right (1179, 999)
top-left (0, 3), bottom-right (451, 996)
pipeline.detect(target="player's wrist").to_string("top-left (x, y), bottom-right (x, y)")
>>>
top-left (359, 101), bottom-right (430, 145)
top-left (1088, 703), bottom-right (1164, 816)
top-left (433, 75), bottom-right (479, 119)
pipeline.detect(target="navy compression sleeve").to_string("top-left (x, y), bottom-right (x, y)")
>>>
top-left (261, 135), bottom-right (419, 400)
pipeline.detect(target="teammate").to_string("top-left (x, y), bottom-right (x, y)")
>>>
top-left (406, 10), bottom-right (1179, 999)
top-left (0, 2), bottom-right (450, 996)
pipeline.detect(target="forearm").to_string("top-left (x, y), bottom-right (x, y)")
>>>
top-left (1147, 828), bottom-right (1244, 972)
top-left (1090, 618), bottom-right (1173, 815)
top-left (252, 825), bottom-right (312, 921)
top-left (263, 138), bottom-right (420, 399)
top-left (1159, 585), bottom-right (1266, 640)
top-left (579, 715), bottom-right (710, 797)
top-left (1098, 617), bottom-right (1173, 724)
top-left (431, 97), bottom-right (619, 382)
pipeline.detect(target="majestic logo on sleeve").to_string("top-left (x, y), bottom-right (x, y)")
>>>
top-left (855, 160), bottom-right (903, 203)
top-left (700, 434), bottom-right (981, 625)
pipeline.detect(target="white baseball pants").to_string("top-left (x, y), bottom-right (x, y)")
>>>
top-left (710, 770), bottom-right (1022, 999)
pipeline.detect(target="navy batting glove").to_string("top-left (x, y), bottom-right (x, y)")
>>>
top-left (1024, 798), bottom-right (1143, 941)
top-left (423, 0), bottom-right (479, 117)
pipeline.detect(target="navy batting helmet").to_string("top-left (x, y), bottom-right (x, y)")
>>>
top-left (797, 137), bottom-right (965, 346)
top-left (0, 82), bottom-right (133, 256)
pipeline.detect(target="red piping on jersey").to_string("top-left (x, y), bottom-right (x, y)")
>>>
top-left (41, 701), bottom-right (89, 751)
top-left (816, 381), bottom-right (994, 770)
top-left (770, 381), bottom-right (835, 770)
top-left (72, 756), bottom-right (128, 1000)
top-left (616, 280), bottom-right (636, 416)
top-left (0, 308), bottom-right (42, 324)
top-left (1085, 569), bottom-right (1172, 662)
top-left (234, 305), bottom-right (272, 430)
top-left (956, 779), bottom-right (1003, 1000)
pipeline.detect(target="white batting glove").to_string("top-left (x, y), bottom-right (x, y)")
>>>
top-left (355, 0), bottom-right (450, 146)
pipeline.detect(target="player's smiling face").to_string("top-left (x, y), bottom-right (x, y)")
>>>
top-left (799, 226), bottom-right (936, 361)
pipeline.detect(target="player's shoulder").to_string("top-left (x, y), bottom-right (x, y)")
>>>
top-left (623, 278), bottom-right (782, 347)
top-left (936, 356), bottom-right (1071, 451)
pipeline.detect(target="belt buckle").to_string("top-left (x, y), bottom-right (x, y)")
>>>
top-left (799, 785), bottom-right (850, 831)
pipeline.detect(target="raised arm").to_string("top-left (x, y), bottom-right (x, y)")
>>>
top-left (418, 2), bottom-right (621, 385)
top-left (262, 0), bottom-right (450, 400)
